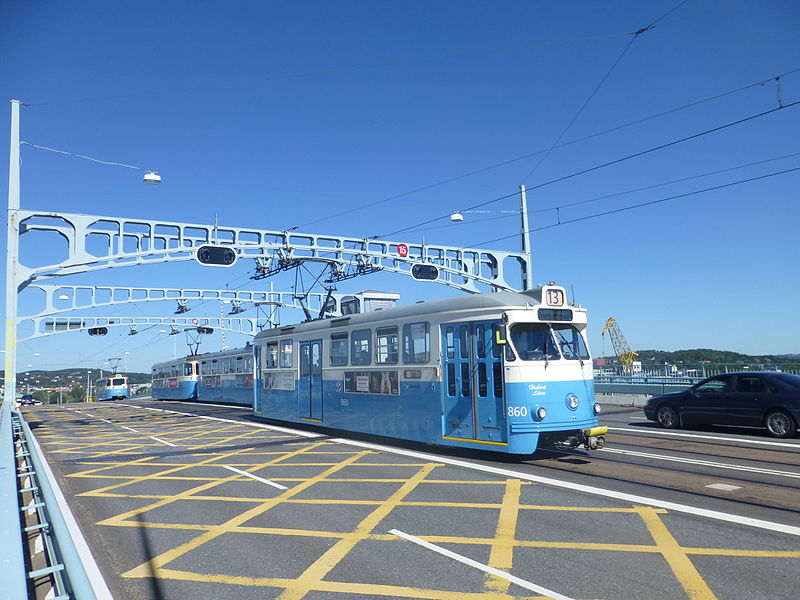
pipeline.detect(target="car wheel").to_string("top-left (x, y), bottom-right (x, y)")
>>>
top-left (656, 405), bottom-right (680, 429)
top-left (765, 410), bottom-right (797, 439)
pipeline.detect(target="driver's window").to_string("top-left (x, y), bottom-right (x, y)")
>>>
top-left (695, 378), bottom-right (727, 393)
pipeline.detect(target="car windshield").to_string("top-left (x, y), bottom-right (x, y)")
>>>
top-left (551, 324), bottom-right (590, 360)
top-left (509, 323), bottom-right (559, 361)
top-left (773, 373), bottom-right (800, 390)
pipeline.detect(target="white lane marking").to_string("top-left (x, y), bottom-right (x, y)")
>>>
top-left (149, 436), bottom-right (177, 447)
top-left (610, 427), bottom-right (800, 449)
top-left (599, 447), bottom-right (800, 479)
top-left (113, 403), bottom-right (800, 537)
top-left (706, 483), bottom-right (742, 491)
top-left (222, 465), bottom-right (288, 490)
top-left (98, 418), bottom-right (113, 424)
top-left (390, 529), bottom-right (574, 600)
top-left (119, 425), bottom-right (139, 433)
top-left (34, 533), bottom-right (44, 554)
top-left (83, 412), bottom-right (95, 417)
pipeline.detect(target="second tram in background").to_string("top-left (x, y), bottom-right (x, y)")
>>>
top-left (151, 347), bottom-right (253, 406)
top-left (95, 374), bottom-right (129, 401)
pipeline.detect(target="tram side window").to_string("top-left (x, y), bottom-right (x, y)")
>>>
top-left (459, 326), bottom-right (469, 359)
top-left (476, 324), bottom-right (486, 359)
top-left (477, 363), bottom-right (487, 396)
top-left (243, 355), bottom-right (253, 372)
top-left (235, 355), bottom-right (243, 373)
top-left (460, 363), bottom-right (470, 396)
top-left (351, 329), bottom-right (371, 365)
top-left (280, 340), bottom-right (294, 368)
top-left (330, 333), bottom-right (348, 366)
top-left (493, 363), bottom-right (503, 397)
top-left (376, 326), bottom-right (399, 364)
top-left (183, 363), bottom-right (193, 376)
top-left (446, 327), bottom-right (455, 359)
top-left (447, 364), bottom-right (456, 396)
top-left (402, 322), bottom-right (430, 363)
top-left (264, 342), bottom-right (278, 368)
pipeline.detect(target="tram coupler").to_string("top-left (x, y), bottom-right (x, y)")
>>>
top-left (582, 426), bottom-right (608, 450)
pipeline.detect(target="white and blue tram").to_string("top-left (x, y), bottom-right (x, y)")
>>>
top-left (196, 347), bottom-right (254, 406)
top-left (95, 374), bottom-right (129, 401)
top-left (252, 284), bottom-right (606, 454)
top-left (151, 357), bottom-right (199, 401)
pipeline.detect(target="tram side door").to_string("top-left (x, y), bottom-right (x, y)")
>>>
top-left (441, 322), bottom-right (506, 443)
top-left (299, 339), bottom-right (323, 421)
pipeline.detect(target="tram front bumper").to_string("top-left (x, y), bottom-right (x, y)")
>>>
top-left (581, 426), bottom-right (608, 449)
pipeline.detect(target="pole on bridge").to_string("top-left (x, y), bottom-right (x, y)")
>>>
top-left (519, 184), bottom-right (533, 290)
top-left (5, 100), bottom-right (21, 405)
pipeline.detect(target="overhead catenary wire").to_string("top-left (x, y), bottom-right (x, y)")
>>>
top-left (471, 165), bottom-right (800, 247)
top-left (396, 150), bottom-right (800, 235)
top-left (373, 99), bottom-right (800, 240)
top-left (293, 67), bottom-right (800, 231)
top-left (522, 0), bottom-right (691, 182)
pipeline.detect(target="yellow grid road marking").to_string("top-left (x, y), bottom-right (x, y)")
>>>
top-left (31, 406), bottom-right (800, 600)
top-left (122, 447), bottom-right (373, 579)
top-left (486, 479), bottom-right (523, 594)
top-left (275, 461), bottom-right (441, 600)
top-left (637, 506), bottom-right (718, 600)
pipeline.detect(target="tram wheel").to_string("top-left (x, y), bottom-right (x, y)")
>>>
top-left (656, 405), bottom-right (679, 429)
top-left (765, 410), bottom-right (797, 439)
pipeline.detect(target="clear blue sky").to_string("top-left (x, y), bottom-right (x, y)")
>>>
top-left (2, 1), bottom-right (799, 374)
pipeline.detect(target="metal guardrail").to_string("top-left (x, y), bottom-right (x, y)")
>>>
top-left (595, 382), bottom-right (692, 396)
top-left (0, 399), bottom-right (28, 599)
top-left (1, 398), bottom-right (113, 600)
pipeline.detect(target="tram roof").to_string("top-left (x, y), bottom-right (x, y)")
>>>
top-left (254, 288), bottom-right (565, 341)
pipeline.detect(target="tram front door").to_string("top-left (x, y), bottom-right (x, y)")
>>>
top-left (441, 321), bottom-right (506, 444)
top-left (299, 339), bottom-right (323, 421)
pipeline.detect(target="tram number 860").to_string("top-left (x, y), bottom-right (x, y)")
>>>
top-left (507, 406), bottom-right (529, 417)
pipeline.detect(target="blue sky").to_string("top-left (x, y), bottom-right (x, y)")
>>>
top-left (2, 1), bottom-right (799, 374)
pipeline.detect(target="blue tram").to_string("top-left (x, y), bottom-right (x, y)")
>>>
top-left (151, 357), bottom-right (199, 401)
top-left (196, 347), bottom-right (254, 406)
top-left (251, 284), bottom-right (606, 455)
top-left (95, 374), bottom-right (129, 401)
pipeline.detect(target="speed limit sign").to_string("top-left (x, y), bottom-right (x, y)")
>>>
top-left (397, 243), bottom-right (409, 257)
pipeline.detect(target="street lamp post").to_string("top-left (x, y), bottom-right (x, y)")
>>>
top-left (5, 100), bottom-right (21, 406)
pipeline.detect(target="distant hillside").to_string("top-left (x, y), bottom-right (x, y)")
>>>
top-left (4, 368), bottom-right (151, 387)
top-left (603, 349), bottom-right (799, 365)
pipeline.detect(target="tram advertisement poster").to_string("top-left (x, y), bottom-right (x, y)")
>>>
top-left (202, 375), bottom-right (221, 388)
top-left (344, 371), bottom-right (398, 395)
top-left (263, 371), bottom-right (295, 391)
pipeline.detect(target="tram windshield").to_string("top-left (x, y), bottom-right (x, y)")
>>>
top-left (509, 323), bottom-right (590, 361)
top-left (509, 323), bottom-right (558, 361)
top-left (551, 324), bottom-right (590, 360)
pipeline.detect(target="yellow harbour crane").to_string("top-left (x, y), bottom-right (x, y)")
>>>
top-left (601, 317), bottom-right (638, 371)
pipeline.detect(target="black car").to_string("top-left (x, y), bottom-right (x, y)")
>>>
top-left (643, 372), bottom-right (800, 438)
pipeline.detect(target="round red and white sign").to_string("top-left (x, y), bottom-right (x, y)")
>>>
top-left (397, 243), bottom-right (409, 257)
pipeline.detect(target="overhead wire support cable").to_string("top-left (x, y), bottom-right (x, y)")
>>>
top-left (521, 0), bottom-right (683, 183)
top-left (294, 66), bottom-right (800, 232)
top-left (374, 99), bottom-right (800, 240)
top-left (472, 165), bottom-right (800, 247)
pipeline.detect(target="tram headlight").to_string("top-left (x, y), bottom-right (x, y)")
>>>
top-left (536, 407), bottom-right (547, 420)
top-left (565, 393), bottom-right (579, 410)
top-left (593, 403), bottom-right (602, 415)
